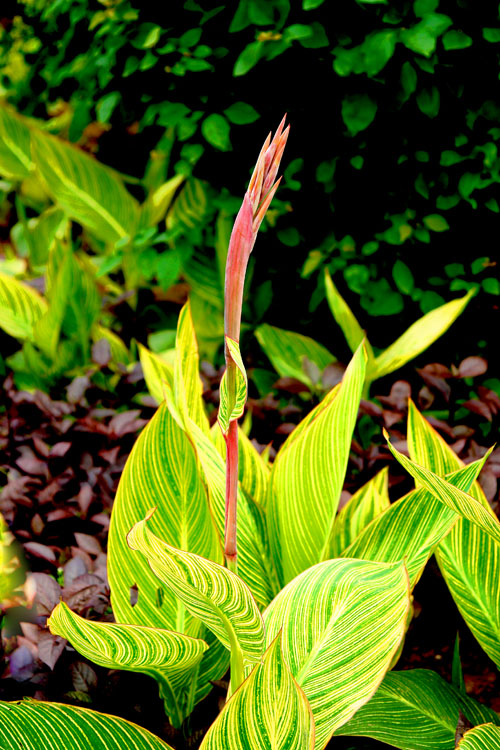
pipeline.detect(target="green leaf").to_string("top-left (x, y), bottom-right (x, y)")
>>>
top-left (0, 105), bottom-right (34, 180)
top-left (31, 131), bottom-right (139, 244)
top-left (416, 86), bottom-right (440, 118)
top-left (267, 344), bottom-right (367, 585)
top-left (423, 213), bottom-right (450, 231)
top-left (336, 669), bottom-right (500, 749)
top-left (392, 260), bottom-right (415, 295)
top-left (443, 30), bottom-right (473, 50)
top-left (96, 92), bottom-right (121, 124)
top-left (200, 636), bottom-right (314, 749)
top-left (218, 336), bottom-right (248, 435)
top-left (458, 725), bottom-right (500, 748)
top-left (223, 101), bottom-right (260, 124)
top-left (483, 277), bottom-right (500, 295)
top-left (139, 344), bottom-right (174, 405)
top-left (343, 455), bottom-right (489, 589)
top-left (201, 113), bottom-right (231, 151)
top-left (255, 322), bottom-right (335, 388)
top-left (400, 61), bottom-right (417, 101)
top-left (372, 290), bottom-right (473, 380)
top-left (407, 403), bottom-right (500, 669)
top-left (22, 207), bottom-right (68, 268)
top-left (329, 467), bottom-right (389, 558)
top-left (128, 511), bottom-right (265, 679)
top-left (414, 0), bottom-right (439, 15)
top-left (0, 700), bottom-right (174, 749)
top-left (174, 301), bottom-right (210, 434)
top-left (324, 269), bottom-right (374, 360)
top-left (48, 602), bottom-right (208, 703)
top-left (402, 14), bottom-right (452, 57)
top-left (233, 41), bottom-right (264, 76)
top-left (140, 173), bottom-right (185, 228)
top-left (132, 22), bottom-right (162, 49)
top-left (483, 28), bottom-right (500, 43)
top-left (341, 94), bottom-right (377, 135)
top-left (108, 401), bottom-right (225, 726)
top-left (386, 433), bottom-right (500, 546)
top-left (0, 272), bottom-right (47, 341)
top-left (264, 558), bottom-right (410, 749)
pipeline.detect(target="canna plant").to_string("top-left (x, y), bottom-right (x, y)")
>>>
top-left (1, 121), bottom-right (499, 749)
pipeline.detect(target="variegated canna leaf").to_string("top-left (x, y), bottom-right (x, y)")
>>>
top-left (0, 104), bottom-right (34, 180)
top-left (329, 466), bottom-right (390, 558)
top-left (174, 301), bottom-right (210, 434)
top-left (264, 558), bottom-right (410, 750)
top-left (0, 272), bottom-right (47, 341)
top-left (138, 343), bottom-right (175, 404)
top-left (48, 602), bottom-right (208, 717)
top-left (343, 456), bottom-right (489, 588)
top-left (218, 336), bottom-right (248, 435)
top-left (0, 699), bottom-right (174, 749)
top-left (128, 511), bottom-right (265, 669)
top-left (31, 130), bottom-right (139, 244)
top-left (386, 432), bottom-right (500, 545)
top-left (200, 637), bottom-right (315, 750)
top-left (267, 343), bottom-right (366, 586)
top-left (407, 401), bottom-right (500, 669)
top-left (324, 268), bottom-right (373, 359)
top-left (108, 401), bottom-right (226, 725)
top-left (372, 290), bottom-right (473, 380)
top-left (335, 669), bottom-right (500, 750)
top-left (255, 322), bottom-right (336, 389)
top-left (457, 724), bottom-right (500, 748)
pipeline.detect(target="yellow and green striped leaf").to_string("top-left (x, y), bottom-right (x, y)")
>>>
top-left (138, 343), bottom-right (175, 404)
top-left (343, 457), bottom-right (489, 589)
top-left (386, 433), bottom-right (500, 546)
top-left (174, 301), bottom-right (210, 434)
top-left (200, 636), bottom-right (315, 750)
top-left (336, 669), bottom-right (500, 750)
top-left (372, 290), bottom-right (473, 380)
top-left (211, 423), bottom-right (270, 509)
top-left (264, 558), bottom-right (410, 749)
top-left (218, 336), bottom-right (248, 435)
top-left (267, 343), bottom-right (367, 586)
top-left (0, 272), bottom-right (47, 341)
top-left (329, 467), bottom-right (390, 558)
top-left (407, 401), bottom-right (500, 669)
top-left (324, 268), bottom-right (371, 357)
top-left (255, 322), bottom-right (336, 388)
top-left (0, 105), bottom-right (34, 180)
top-left (458, 724), bottom-right (500, 749)
top-left (108, 402), bottom-right (226, 724)
top-left (0, 699), bottom-right (174, 749)
top-left (48, 602), bottom-right (207, 719)
top-left (128, 511), bottom-right (265, 667)
top-left (31, 130), bottom-right (139, 244)
top-left (139, 173), bottom-right (185, 228)
top-left (166, 178), bottom-right (208, 231)
top-left (184, 415), bottom-right (278, 609)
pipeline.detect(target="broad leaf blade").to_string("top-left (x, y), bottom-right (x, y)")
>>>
top-left (386, 433), bottom-right (500, 545)
top-left (48, 602), bottom-right (207, 717)
top-left (324, 268), bottom-right (369, 355)
top-left (200, 637), bottom-right (315, 750)
top-left (0, 105), bottom-right (34, 180)
top-left (108, 402), bottom-right (226, 724)
top-left (139, 344), bottom-right (175, 404)
top-left (0, 700), bottom-right (174, 749)
top-left (174, 301), bottom-right (210, 434)
top-left (264, 558), bottom-right (410, 749)
top-left (458, 724), bottom-right (500, 748)
top-left (140, 173), bottom-right (185, 228)
top-left (407, 401), bottom-right (500, 669)
top-left (128, 511), bottom-right (265, 664)
top-left (343, 457), bottom-right (489, 588)
top-left (255, 322), bottom-right (335, 388)
top-left (31, 130), bottom-right (139, 244)
top-left (329, 467), bottom-right (390, 558)
top-left (336, 669), bottom-right (500, 750)
top-left (373, 291), bottom-right (473, 380)
top-left (0, 272), bottom-right (47, 341)
top-left (267, 344), bottom-right (366, 585)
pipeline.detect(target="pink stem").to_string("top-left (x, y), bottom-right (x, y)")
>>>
top-left (224, 419), bottom-right (239, 572)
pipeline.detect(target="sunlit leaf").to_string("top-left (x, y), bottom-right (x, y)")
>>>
top-left (267, 344), bottom-right (366, 585)
top-left (174, 301), bottom-right (210, 434)
top-left (200, 637), bottom-right (314, 749)
top-left (218, 336), bottom-right (248, 435)
top-left (0, 105), bottom-right (34, 180)
top-left (264, 558), bottom-right (410, 749)
top-left (458, 724), bottom-right (500, 748)
top-left (0, 700), bottom-right (174, 749)
top-left (0, 272), bottom-right (47, 341)
top-left (139, 344), bottom-right (175, 404)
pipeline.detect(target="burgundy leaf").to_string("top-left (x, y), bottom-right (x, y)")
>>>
top-left (463, 399), bottom-right (492, 421)
top-left (91, 338), bottom-right (111, 366)
top-left (71, 661), bottom-right (98, 692)
top-left (273, 377), bottom-right (310, 394)
top-left (457, 356), bottom-right (488, 378)
top-left (74, 532), bottom-right (102, 556)
top-left (30, 572), bottom-right (62, 616)
top-left (24, 541), bottom-right (57, 564)
top-left (16, 446), bottom-right (49, 477)
top-left (64, 556), bottom-right (88, 586)
top-left (38, 631), bottom-right (67, 670)
top-left (108, 410), bottom-right (147, 437)
top-left (66, 375), bottom-right (91, 404)
top-left (50, 441), bottom-right (72, 458)
top-left (9, 645), bottom-right (35, 682)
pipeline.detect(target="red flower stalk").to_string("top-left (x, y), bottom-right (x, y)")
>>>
top-left (223, 116), bottom-right (289, 572)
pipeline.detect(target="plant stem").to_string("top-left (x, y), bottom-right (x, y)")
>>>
top-left (224, 414), bottom-right (239, 574)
